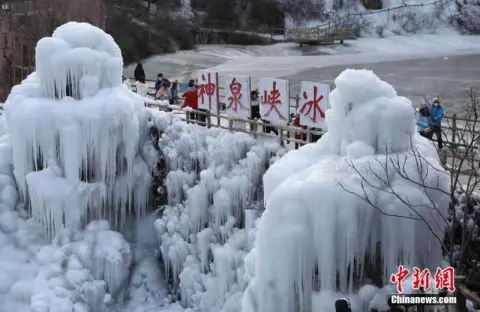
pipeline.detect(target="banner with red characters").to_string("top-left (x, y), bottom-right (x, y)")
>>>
top-left (225, 75), bottom-right (251, 119)
top-left (258, 78), bottom-right (289, 126)
top-left (196, 71), bottom-right (219, 111)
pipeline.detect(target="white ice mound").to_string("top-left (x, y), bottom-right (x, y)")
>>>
top-left (36, 22), bottom-right (123, 99)
top-left (3, 22), bottom-right (150, 238)
top-left (243, 69), bottom-right (450, 312)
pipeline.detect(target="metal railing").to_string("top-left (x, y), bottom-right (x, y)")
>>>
top-left (141, 95), bottom-right (479, 156)
top-left (131, 78), bottom-right (479, 148)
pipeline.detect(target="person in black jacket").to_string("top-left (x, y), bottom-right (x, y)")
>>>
top-left (134, 63), bottom-right (145, 82)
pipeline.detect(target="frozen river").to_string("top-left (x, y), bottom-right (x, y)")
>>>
top-left (284, 54), bottom-right (480, 115)
top-left (126, 34), bottom-right (480, 115)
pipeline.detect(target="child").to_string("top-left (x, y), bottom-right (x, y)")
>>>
top-left (156, 82), bottom-right (171, 101)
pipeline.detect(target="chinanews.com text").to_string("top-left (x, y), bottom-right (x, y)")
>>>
top-left (389, 294), bottom-right (456, 306)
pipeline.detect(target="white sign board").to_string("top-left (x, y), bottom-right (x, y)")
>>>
top-left (298, 81), bottom-right (330, 128)
top-left (225, 75), bottom-right (251, 118)
top-left (197, 71), bottom-right (218, 111)
top-left (259, 78), bottom-right (289, 126)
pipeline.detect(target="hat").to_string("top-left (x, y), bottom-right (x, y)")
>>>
top-left (335, 297), bottom-right (351, 311)
top-left (433, 97), bottom-right (439, 104)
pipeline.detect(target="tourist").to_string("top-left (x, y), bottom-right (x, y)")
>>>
top-left (416, 107), bottom-right (433, 139)
top-left (429, 98), bottom-right (445, 149)
top-left (134, 63), bottom-right (145, 82)
top-left (310, 127), bottom-right (323, 142)
top-left (335, 297), bottom-right (352, 312)
top-left (181, 79), bottom-right (198, 122)
top-left (156, 82), bottom-right (171, 101)
top-left (250, 90), bottom-right (260, 119)
top-left (170, 80), bottom-right (179, 104)
top-left (155, 73), bottom-right (171, 92)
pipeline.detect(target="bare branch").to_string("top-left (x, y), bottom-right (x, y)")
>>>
top-left (338, 88), bottom-right (480, 272)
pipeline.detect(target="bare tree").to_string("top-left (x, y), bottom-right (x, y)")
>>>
top-left (339, 88), bottom-right (480, 278)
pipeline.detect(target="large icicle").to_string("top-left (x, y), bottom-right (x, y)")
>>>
top-left (242, 69), bottom-right (451, 312)
top-left (3, 22), bottom-right (151, 238)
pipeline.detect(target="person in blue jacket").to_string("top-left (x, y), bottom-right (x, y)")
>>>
top-left (416, 107), bottom-right (433, 139)
top-left (429, 98), bottom-right (444, 149)
top-left (154, 73), bottom-right (171, 92)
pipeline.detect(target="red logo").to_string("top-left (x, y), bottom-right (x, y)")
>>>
top-left (390, 266), bottom-right (455, 294)
top-left (412, 267), bottom-right (431, 290)
top-left (390, 265), bottom-right (410, 294)
top-left (434, 267), bottom-right (455, 292)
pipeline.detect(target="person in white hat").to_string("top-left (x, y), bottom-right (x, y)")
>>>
top-left (429, 98), bottom-right (445, 149)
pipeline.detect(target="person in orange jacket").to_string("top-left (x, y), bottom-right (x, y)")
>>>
top-left (181, 79), bottom-right (199, 122)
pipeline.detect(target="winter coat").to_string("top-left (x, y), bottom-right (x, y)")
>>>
top-left (416, 114), bottom-right (431, 132)
top-left (181, 86), bottom-right (198, 110)
top-left (134, 65), bottom-right (145, 82)
top-left (156, 88), bottom-right (171, 101)
top-left (155, 78), bottom-right (171, 91)
top-left (429, 104), bottom-right (444, 126)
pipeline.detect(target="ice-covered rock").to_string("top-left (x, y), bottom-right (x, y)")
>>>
top-left (242, 69), bottom-right (450, 312)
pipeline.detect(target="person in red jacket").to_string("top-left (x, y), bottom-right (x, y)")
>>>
top-left (181, 79), bottom-right (198, 122)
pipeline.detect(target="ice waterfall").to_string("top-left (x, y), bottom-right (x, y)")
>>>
top-left (3, 22), bottom-right (152, 239)
top-left (242, 69), bottom-right (451, 312)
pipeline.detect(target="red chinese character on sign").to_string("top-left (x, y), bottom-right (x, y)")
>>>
top-left (412, 267), bottom-right (431, 290)
top-left (227, 78), bottom-right (246, 112)
top-left (261, 81), bottom-right (286, 120)
top-left (390, 265), bottom-right (410, 293)
top-left (434, 267), bottom-right (455, 292)
top-left (197, 73), bottom-right (216, 110)
top-left (300, 85), bottom-right (325, 123)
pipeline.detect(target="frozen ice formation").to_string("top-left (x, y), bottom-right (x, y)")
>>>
top-left (3, 22), bottom-right (152, 238)
top-left (242, 69), bottom-right (450, 312)
top-left (146, 111), bottom-right (281, 311)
